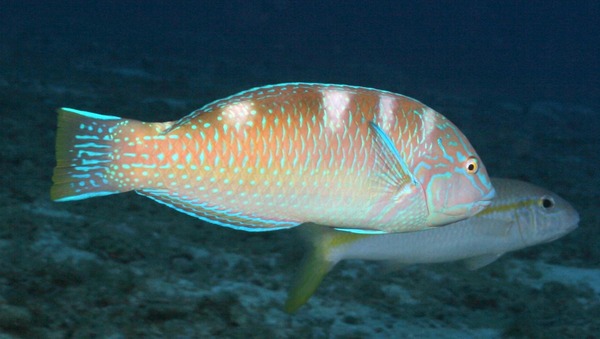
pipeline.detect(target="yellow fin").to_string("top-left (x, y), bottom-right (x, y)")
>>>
top-left (284, 244), bottom-right (333, 313)
top-left (284, 224), bottom-right (366, 313)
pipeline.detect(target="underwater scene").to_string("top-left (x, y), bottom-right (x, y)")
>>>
top-left (1, 1), bottom-right (599, 338)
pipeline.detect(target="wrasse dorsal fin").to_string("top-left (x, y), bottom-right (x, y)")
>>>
top-left (159, 106), bottom-right (213, 134)
top-left (155, 121), bottom-right (179, 135)
top-left (368, 121), bottom-right (418, 192)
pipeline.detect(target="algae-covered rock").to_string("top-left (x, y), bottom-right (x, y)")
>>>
top-left (0, 304), bottom-right (32, 330)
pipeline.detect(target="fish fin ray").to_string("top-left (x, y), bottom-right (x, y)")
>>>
top-left (368, 121), bottom-right (418, 193)
top-left (51, 108), bottom-right (127, 201)
top-left (136, 189), bottom-right (298, 231)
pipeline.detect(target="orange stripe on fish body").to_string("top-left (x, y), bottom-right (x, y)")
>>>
top-left (51, 83), bottom-right (495, 233)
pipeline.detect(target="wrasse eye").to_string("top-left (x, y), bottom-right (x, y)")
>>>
top-left (539, 195), bottom-right (555, 209)
top-left (464, 157), bottom-right (479, 174)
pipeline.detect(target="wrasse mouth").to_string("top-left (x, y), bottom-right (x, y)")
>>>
top-left (465, 188), bottom-right (496, 216)
top-left (437, 198), bottom-right (493, 219)
top-left (471, 199), bottom-right (493, 214)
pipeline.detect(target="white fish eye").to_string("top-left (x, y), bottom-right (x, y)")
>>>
top-left (539, 195), bottom-right (555, 209)
top-left (464, 156), bottom-right (479, 175)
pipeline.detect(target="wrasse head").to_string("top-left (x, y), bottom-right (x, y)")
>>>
top-left (416, 115), bottom-right (496, 226)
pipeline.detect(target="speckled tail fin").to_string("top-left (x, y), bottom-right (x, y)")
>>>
top-left (51, 108), bottom-right (127, 201)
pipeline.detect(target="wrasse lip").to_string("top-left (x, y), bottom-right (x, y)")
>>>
top-left (462, 190), bottom-right (496, 216)
top-left (439, 207), bottom-right (472, 217)
top-left (437, 199), bottom-right (492, 217)
top-left (471, 199), bottom-right (493, 214)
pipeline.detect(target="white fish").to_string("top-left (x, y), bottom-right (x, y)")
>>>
top-left (284, 178), bottom-right (579, 312)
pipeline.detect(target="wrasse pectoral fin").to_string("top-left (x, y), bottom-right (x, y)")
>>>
top-left (368, 121), bottom-right (419, 194)
top-left (136, 189), bottom-right (298, 231)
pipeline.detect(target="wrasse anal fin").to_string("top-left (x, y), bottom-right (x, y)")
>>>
top-left (136, 189), bottom-right (299, 231)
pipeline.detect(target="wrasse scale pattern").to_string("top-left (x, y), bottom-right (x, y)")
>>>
top-left (51, 83), bottom-right (494, 233)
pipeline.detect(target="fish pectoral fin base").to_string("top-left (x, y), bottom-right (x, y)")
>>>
top-left (368, 121), bottom-right (419, 195)
top-left (136, 189), bottom-right (299, 232)
top-left (462, 253), bottom-right (504, 270)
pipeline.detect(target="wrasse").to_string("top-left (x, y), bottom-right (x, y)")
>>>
top-left (284, 178), bottom-right (579, 312)
top-left (51, 83), bottom-right (494, 233)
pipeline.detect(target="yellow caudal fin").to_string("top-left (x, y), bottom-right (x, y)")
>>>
top-left (284, 241), bottom-right (333, 313)
top-left (51, 108), bottom-right (126, 201)
top-left (284, 225), bottom-right (365, 313)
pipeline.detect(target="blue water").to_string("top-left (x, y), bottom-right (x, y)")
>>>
top-left (0, 1), bottom-right (598, 337)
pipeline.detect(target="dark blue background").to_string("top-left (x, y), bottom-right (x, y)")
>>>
top-left (2, 1), bottom-right (598, 103)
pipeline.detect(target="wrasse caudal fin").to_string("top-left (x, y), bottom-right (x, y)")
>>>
top-left (51, 108), bottom-right (126, 202)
